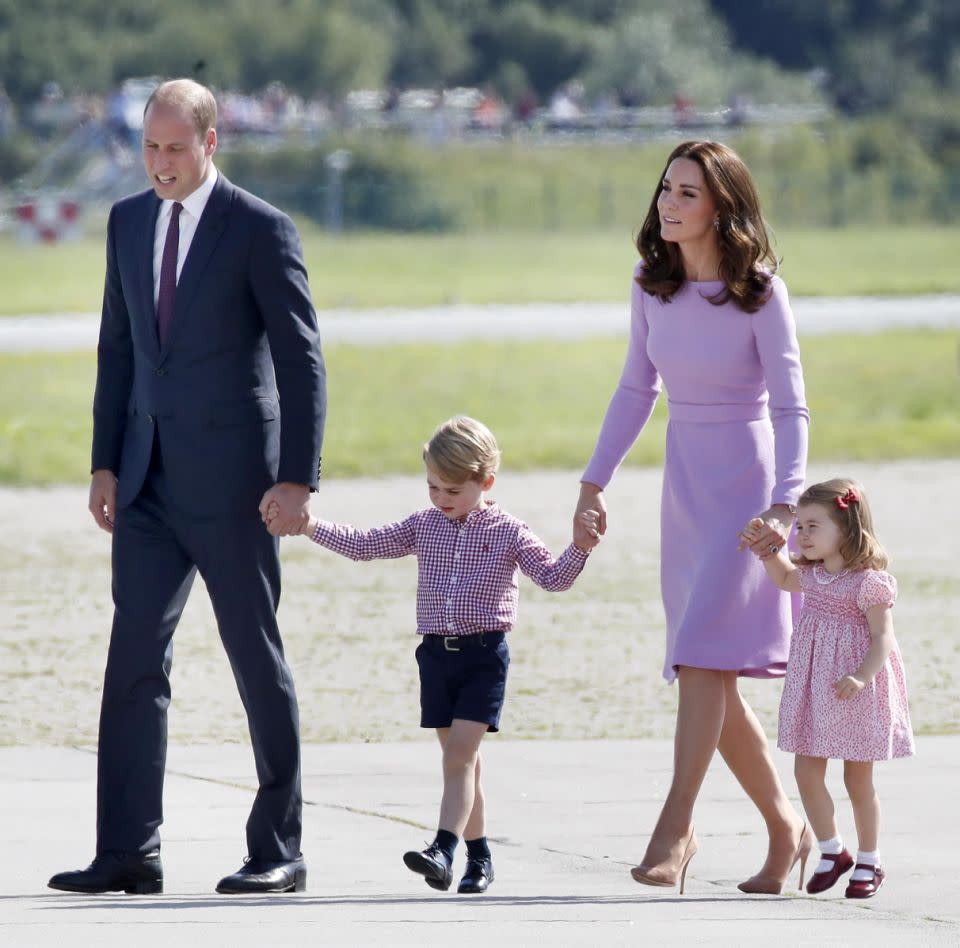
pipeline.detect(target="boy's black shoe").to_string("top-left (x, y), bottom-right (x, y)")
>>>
top-left (403, 843), bottom-right (453, 891)
top-left (457, 855), bottom-right (494, 894)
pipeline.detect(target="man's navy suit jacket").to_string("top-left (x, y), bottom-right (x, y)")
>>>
top-left (91, 173), bottom-right (326, 516)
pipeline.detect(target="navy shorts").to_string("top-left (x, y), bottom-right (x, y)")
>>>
top-left (415, 632), bottom-right (510, 733)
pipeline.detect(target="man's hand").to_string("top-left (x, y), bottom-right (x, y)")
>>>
top-left (89, 469), bottom-right (118, 534)
top-left (259, 482), bottom-right (311, 536)
top-left (264, 499), bottom-right (316, 537)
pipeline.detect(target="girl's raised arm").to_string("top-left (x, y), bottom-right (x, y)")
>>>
top-left (759, 547), bottom-right (801, 593)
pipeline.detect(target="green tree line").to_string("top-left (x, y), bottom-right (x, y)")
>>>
top-left (2, 1), bottom-right (957, 226)
top-left (1, 0), bottom-right (956, 117)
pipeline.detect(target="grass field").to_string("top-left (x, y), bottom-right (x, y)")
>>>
top-left (1, 330), bottom-right (957, 485)
top-left (226, 132), bottom-right (956, 233)
top-left (1, 225), bottom-right (958, 316)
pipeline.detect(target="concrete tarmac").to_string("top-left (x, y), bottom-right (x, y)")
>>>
top-left (1, 738), bottom-right (956, 946)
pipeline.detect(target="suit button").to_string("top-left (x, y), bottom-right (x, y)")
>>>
top-left (147, 414), bottom-right (155, 424)
top-left (156, 368), bottom-right (166, 376)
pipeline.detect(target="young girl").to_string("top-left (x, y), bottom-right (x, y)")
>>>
top-left (271, 416), bottom-right (598, 894)
top-left (742, 478), bottom-right (914, 899)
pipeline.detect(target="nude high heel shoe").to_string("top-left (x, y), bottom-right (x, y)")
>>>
top-left (737, 822), bottom-right (814, 895)
top-left (631, 829), bottom-right (698, 895)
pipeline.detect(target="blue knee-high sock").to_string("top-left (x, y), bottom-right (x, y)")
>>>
top-left (465, 836), bottom-right (491, 860)
top-left (433, 829), bottom-right (459, 864)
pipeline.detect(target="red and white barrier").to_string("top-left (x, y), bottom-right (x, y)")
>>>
top-left (14, 196), bottom-right (82, 243)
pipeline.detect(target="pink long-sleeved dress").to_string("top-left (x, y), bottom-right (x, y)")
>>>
top-left (584, 264), bottom-right (809, 682)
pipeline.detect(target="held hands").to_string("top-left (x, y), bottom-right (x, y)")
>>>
top-left (575, 509), bottom-right (602, 552)
top-left (264, 499), bottom-right (316, 536)
top-left (738, 517), bottom-right (767, 553)
top-left (259, 482), bottom-right (311, 537)
top-left (574, 482), bottom-right (606, 552)
top-left (835, 674), bottom-right (866, 700)
top-left (737, 506), bottom-right (792, 559)
top-left (739, 514), bottom-right (802, 593)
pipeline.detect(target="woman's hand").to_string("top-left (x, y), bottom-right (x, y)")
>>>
top-left (574, 510), bottom-right (602, 551)
top-left (738, 517), bottom-right (765, 553)
top-left (738, 505), bottom-right (792, 559)
top-left (574, 481), bottom-right (607, 550)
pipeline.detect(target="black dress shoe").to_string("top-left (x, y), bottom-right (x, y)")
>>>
top-left (216, 856), bottom-right (307, 894)
top-left (48, 851), bottom-right (163, 894)
top-left (403, 843), bottom-right (453, 891)
top-left (457, 855), bottom-right (494, 894)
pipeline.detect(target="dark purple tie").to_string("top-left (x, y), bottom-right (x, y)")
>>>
top-left (156, 201), bottom-right (182, 345)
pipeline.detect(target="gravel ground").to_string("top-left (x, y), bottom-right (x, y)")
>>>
top-left (2, 460), bottom-right (957, 747)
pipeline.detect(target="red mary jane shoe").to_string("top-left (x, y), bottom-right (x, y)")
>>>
top-left (844, 863), bottom-right (885, 899)
top-left (806, 848), bottom-right (854, 894)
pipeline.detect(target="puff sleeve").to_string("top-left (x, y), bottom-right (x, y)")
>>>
top-left (857, 570), bottom-right (898, 613)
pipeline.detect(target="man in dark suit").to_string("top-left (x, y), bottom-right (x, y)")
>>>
top-left (48, 79), bottom-right (325, 895)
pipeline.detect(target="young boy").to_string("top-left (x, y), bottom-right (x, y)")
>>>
top-left (272, 416), bottom-right (599, 893)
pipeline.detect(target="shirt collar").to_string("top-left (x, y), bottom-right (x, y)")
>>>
top-left (461, 500), bottom-right (497, 525)
top-left (162, 163), bottom-right (218, 221)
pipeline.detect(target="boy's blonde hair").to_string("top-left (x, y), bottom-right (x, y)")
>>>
top-left (795, 477), bottom-right (889, 571)
top-left (423, 416), bottom-right (501, 484)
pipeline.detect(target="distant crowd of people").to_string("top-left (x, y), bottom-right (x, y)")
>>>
top-left (3, 77), bottom-right (786, 148)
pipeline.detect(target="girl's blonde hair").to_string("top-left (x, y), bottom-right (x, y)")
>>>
top-left (423, 416), bottom-right (501, 484)
top-left (795, 477), bottom-right (889, 571)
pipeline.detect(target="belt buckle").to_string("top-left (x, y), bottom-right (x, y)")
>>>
top-left (443, 636), bottom-right (461, 652)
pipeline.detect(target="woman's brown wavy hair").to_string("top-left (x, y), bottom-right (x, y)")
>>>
top-left (636, 141), bottom-right (778, 314)
top-left (794, 478), bottom-right (889, 572)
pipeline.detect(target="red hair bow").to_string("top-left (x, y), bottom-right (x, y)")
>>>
top-left (835, 488), bottom-right (859, 510)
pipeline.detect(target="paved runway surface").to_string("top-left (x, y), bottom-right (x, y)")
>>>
top-left (2, 738), bottom-right (956, 946)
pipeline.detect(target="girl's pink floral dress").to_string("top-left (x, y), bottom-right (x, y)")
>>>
top-left (778, 566), bottom-right (914, 761)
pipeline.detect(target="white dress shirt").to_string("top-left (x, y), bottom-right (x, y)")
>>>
top-left (152, 164), bottom-right (219, 307)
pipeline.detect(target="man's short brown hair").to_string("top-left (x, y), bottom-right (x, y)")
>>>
top-left (144, 79), bottom-right (217, 139)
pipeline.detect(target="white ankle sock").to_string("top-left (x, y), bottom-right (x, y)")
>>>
top-left (814, 836), bottom-right (843, 875)
top-left (851, 849), bottom-right (880, 881)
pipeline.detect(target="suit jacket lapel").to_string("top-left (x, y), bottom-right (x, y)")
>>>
top-left (161, 174), bottom-right (233, 353)
top-left (140, 192), bottom-right (162, 361)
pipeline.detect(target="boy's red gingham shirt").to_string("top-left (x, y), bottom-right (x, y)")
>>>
top-left (309, 502), bottom-right (589, 635)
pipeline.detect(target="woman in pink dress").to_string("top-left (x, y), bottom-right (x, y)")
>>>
top-left (743, 479), bottom-right (914, 900)
top-left (574, 141), bottom-right (813, 894)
